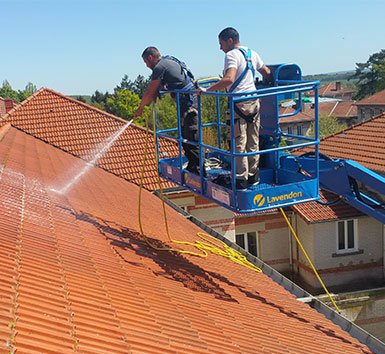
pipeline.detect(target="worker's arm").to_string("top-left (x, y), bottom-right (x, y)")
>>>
top-left (133, 79), bottom-right (161, 119)
top-left (197, 68), bottom-right (237, 94)
top-left (258, 64), bottom-right (271, 81)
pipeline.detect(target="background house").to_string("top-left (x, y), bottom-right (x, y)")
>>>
top-left (355, 88), bottom-right (385, 123)
top-left (317, 81), bottom-right (354, 100)
top-left (279, 99), bottom-right (357, 140)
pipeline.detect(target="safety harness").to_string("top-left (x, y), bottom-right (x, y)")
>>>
top-left (228, 48), bottom-right (255, 93)
top-left (228, 48), bottom-right (258, 123)
top-left (162, 55), bottom-right (195, 110)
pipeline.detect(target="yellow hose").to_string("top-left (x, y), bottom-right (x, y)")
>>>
top-left (279, 208), bottom-right (341, 313)
top-left (136, 104), bottom-right (262, 273)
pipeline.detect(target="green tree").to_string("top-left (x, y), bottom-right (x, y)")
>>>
top-left (75, 96), bottom-right (87, 103)
top-left (309, 115), bottom-right (347, 139)
top-left (91, 90), bottom-right (111, 110)
top-left (0, 80), bottom-right (36, 103)
top-left (115, 74), bottom-right (150, 97)
top-left (136, 95), bottom-right (176, 131)
top-left (0, 80), bottom-right (18, 101)
top-left (17, 82), bottom-right (37, 102)
top-left (106, 89), bottom-right (141, 120)
top-left (350, 49), bottom-right (385, 100)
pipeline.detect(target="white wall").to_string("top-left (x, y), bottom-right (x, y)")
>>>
top-left (293, 215), bottom-right (384, 288)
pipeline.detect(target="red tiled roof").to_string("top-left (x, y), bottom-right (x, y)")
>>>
top-left (1, 88), bottom-right (178, 190)
top-left (293, 113), bottom-right (385, 222)
top-left (0, 125), bottom-right (375, 353)
top-left (293, 190), bottom-right (364, 223)
top-left (279, 106), bottom-right (314, 124)
top-left (320, 100), bottom-right (357, 118)
top-left (279, 101), bottom-right (356, 124)
top-left (356, 88), bottom-right (385, 105)
top-left (309, 82), bottom-right (353, 97)
top-left (301, 112), bottom-right (385, 173)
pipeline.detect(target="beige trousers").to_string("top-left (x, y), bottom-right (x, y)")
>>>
top-left (228, 99), bottom-right (260, 181)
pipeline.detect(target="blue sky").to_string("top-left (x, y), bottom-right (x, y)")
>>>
top-left (1, 0), bottom-right (384, 95)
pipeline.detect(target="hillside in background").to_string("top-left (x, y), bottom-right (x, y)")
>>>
top-left (303, 70), bottom-right (356, 86)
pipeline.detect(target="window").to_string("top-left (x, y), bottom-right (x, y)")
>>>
top-left (287, 126), bottom-right (293, 135)
top-left (336, 219), bottom-right (357, 252)
top-left (235, 232), bottom-right (258, 257)
top-left (296, 125), bottom-right (303, 136)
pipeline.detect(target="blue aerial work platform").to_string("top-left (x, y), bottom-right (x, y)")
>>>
top-left (155, 63), bottom-right (321, 213)
top-left (155, 63), bottom-right (385, 223)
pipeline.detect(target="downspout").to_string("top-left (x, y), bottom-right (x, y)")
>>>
top-left (383, 224), bottom-right (385, 280)
top-left (288, 211), bottom-right (294, 278)
top-left (295, 213), bottom-right (300, 275)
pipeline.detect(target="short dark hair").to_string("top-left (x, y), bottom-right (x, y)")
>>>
top-left (142, 46), bottom-right (161, 59)
top-left (218, 27), bottom-right (240, 42)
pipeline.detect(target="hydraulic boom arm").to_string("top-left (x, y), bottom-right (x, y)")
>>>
top-left (281, 154), bottom-right (385, 224)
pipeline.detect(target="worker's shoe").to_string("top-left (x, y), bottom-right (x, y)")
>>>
top-left (248, 173), bottom-right (260, 186)
top-left (236, 179), bottom-right (248, 190)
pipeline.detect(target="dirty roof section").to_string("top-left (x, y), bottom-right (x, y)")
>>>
top-left (0, 125), bottom-right (375, 353)
top-left (1, 88), bottom-right (178, 190)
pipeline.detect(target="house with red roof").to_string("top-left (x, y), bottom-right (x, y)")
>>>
top-left (1, 98), bottom-right (383, 352)
top-left (355, 88), bottom-right (385, 123)
top-left (279, 100), bottom-right (357, 139)
top-left (309, 81), bottom-right (354, 101)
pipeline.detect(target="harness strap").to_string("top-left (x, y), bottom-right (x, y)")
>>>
top-left (233, 102), bottom-right (256, 123)
top-left (228, 48), bottom-right (255, 92)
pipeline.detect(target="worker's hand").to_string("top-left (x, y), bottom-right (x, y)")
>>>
top-left (196, 87), bottom-right (207, 96)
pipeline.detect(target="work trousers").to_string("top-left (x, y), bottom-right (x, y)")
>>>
top-left (227, 99), bottom-right (260, 182)
top-left (182, 108), bottom-right (200, 172)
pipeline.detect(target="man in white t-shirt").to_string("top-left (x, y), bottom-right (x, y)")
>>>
top-left (198, 27), bottom-right (271, 189)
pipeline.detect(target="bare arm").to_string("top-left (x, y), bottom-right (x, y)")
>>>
top-left (133, 79), bottom-right (161, 119)
top-left (258, 65), bottom-right (271, 80)
top-left (197, 68), bottom-right (237, 94)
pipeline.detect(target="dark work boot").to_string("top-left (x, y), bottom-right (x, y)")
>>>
top-left (248, 173), bottom-right (260, 186)
top-left (236, 179), bottom-right (248, 190)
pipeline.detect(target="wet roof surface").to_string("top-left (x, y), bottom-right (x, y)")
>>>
top-left (0, 126), bottom-right (374, 353)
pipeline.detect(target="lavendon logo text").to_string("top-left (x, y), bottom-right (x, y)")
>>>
top-left (254, 191), bottom-right (303, 207)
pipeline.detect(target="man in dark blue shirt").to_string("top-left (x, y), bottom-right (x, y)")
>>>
top-left (134, 47), bottom-right (200, 174)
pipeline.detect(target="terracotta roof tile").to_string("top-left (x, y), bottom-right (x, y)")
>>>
top-left (308, 82), bottom-right (354, 97)
top-left (1, 88), bottom-right (178, 190)
top-left (292, 112), bottom-right (385, 222)
top-left (356, 89), bottom-right (385, 105)
top-left (293, 190), bottom-right (364, 222)
top-left (0, 126), bottom-right (375, 353)
top-left (279, 101), bottom-right (356, 124)
top-left (300, 112), bottom-right (385, 173)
